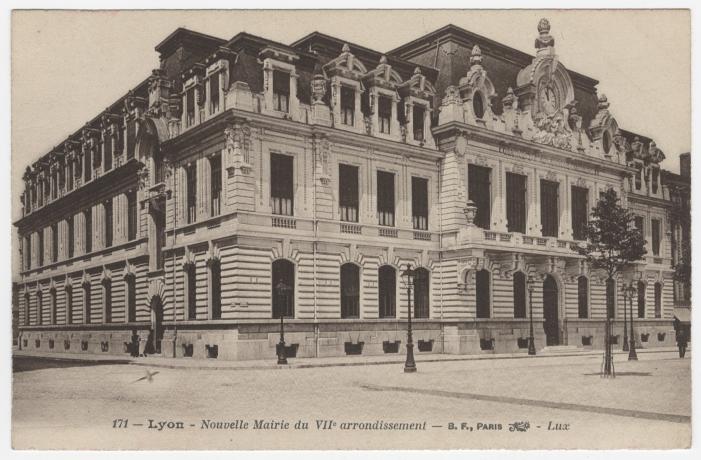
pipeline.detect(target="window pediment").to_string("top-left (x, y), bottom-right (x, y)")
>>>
top-left (324, 44), bottom-right (367, 81)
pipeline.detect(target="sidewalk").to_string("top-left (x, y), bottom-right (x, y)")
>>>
top-left (12, 346), bottom-right (681, 371)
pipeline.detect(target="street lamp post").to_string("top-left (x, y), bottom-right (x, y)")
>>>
top-left (275, 280), bottom-right (291, 365)
top-left (527, 275), bottom-right (536, 356)
top-left (626, 283), bottom-right (638, 361)
top-left (622, 283), bottom-right (629, 352)
top-left (401, 264), bottom-right (417, 373)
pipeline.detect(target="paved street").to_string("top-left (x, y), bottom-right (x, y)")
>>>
top-left (12, 351), bottom-right (690, 450)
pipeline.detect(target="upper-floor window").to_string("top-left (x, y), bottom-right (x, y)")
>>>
top-left (84, 150), bottom-right (92, 182)
top-left (210, 154), bottom-right (222, 217)
top-left (104, 199), bottom-right (113, 248)
top-left (84, 208), bottom-right (92, 253)
top-left (127, 190), bottom-right (137, 240)
top-left (67, 215), bottom-right (74, 258)
top-left (651, 167), bottom-right (659, 194)
top-left (578, 276), bottom-right (589, 318)
top-left (185, 87), bottom-right (196, 127)
top-left (634, 215), bottom-right (645, 238)
top-left (468, 164), bottom-right (491, 230)
top-left (270, 153), bottom-right (293, 216)
top-left (413, 105), bottom-right (426, 141)
top-left (540, 179), bottom-right (559, 237)
top-left (66, 161), bottom-right (73, 192)
top-left (186, 163), bottom-right (197, 224)
top-left (339, 164), bottom-right (358, 222)
top-left (634, 164), bottom-right (642, 190)
top-left (209, 73), bottom-right (220, 115)
top-left (377, 170), bottom-right (395, 227)
top-left (378, 96), bottom-right (392, 134)
top-left (24, 235), bottom-right (31, 270)
top-left (104, 134), bottom-right (113, 172)
top-left (51, 223), bottom-right (58, 263)
top-left (38, 229), bottom-right (44, 267)
top-left (273, 70), bottom-right (290, 113)
top-left (651, 218), bottom-right (661, 256)
top-left (506, 172), bottom-right (526, 234)
top-left (340, 86), bottom-right (355, 126)
top-left (412, 177), bottom-right (428, 231)
top-left (571, 185), bottom-right (589, 240)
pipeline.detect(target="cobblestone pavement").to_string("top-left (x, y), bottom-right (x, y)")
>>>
top-left (12, 351), bottom-right (690, 450)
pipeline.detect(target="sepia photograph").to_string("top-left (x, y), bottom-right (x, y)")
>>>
top-left (7, 6), bottom-right (693, 453)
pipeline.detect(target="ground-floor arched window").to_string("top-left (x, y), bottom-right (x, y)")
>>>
top-left (125, 275), bottom-right (137, 323)
top-left (208, 259), bottom-right (222, 320)
top-left (83, 283), bottom-right (91, 324)
top-left (340, 263), bottom-right (360, 318)
top-left (49, 288), bottom-right (57, 325)
top-left (65, 286), bottom-right (73, 325)
top-left (578, 276), bottom-right (589, 319)
top-left (36, 291), bottom-right (43, 326)
top-left (637, 281), bottom-right (646, 319)
top-left (513, 271), bottom-right (526, 318)
top-left (378, 265), bottom-right (396, 318)
top-left (476, 269), bottom-right (491, 319)
top-left (272, 259), bottom-right (295, 318)
top-left (102, 280), bottom-right (112, 323)
top-left (414, 268), bottom-right (430, 319)
top-left (184, 263), bottom-right (196, 320)
top-left (654, 282), bottom-right (662, 318)
top-left (24, 293), bottom-right (30, 326)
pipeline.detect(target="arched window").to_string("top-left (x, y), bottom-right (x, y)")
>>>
top-left (513, 272), bottom-right (526, 318)
top-left (208, 259), bottom-right (222, 320)
top-left (184, 263), bottom-right (197, 320)
top-left (83, 282), bottom-right (91, 325)
top-left (36, 291), bottom-right (43, 326)
top-left (606, 278), bottom-right (616, 319)
top-left (637, 281), bottom-right (646, 319)
top-left (378, 265), bottom-right (396, 318)
top-left (578, 276), bottom-right (589, 319)
top-left (476, 269), bottom-right (491, 319)
top-left (272, 259), bottom-right (295, 318)
top-left (473, 91), bottom-right (485, 119)
top-left (340, 263), bottom-right (360, 318)
top-left (414, 268), bottom-right (430, 319)
top-left (654, 282), bottom-right (662, 318)
top-left (49, 288), bottom-right (57, 325)
top-left (102, 279), bottom-right (112, 323)
top-left (125, 274), bottom-right (137, 323)
top-left (65, 286), bottom-right (73, 325)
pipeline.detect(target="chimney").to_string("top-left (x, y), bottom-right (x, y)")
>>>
top-left (679, 152), bottom-right (690, 178)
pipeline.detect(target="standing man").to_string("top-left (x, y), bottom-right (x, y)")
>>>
top-left (676, 328), bottom-right (688, 358)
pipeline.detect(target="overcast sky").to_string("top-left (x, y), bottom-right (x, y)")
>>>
top-left (11, 9), bottom-right (690, 226)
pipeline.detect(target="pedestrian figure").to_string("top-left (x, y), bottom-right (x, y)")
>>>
top-left (676, 329), bottom-right (688, 358)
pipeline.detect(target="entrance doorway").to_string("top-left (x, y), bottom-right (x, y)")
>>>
top-left (543, 275), bottom-right (560, 346)
top-left (147, 296), bottom-right (164, 355)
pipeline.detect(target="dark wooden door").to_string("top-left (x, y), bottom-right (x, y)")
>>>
top-left (543, 275), bottom-right (560, 346)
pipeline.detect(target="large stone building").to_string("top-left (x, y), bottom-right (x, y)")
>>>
top-left (14, 19), bottom-right (685, 360)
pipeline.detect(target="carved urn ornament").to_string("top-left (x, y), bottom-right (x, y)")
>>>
top-left (535, 18), bottom-right (555, 49)
top-left (464, 200), bottom-right (478, 225)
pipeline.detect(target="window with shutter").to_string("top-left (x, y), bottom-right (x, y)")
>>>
top-left (377, 171), bottom-right (395, 226)
top-left (468, 164), bottom-right (491, 229)
top-left (412, 177), bottom-right (428, 230)
top-left (339, 164), bottom-right (359, 222)
top-left (270, 153), bottom-right (294, 216)
top-left (540, 180), bottom-right (559, 237)
top-left (506, 172), bottom-right (526, 233)
top-left (571, 186), bottom-right (589, 240)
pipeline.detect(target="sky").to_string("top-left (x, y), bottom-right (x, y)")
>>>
top-left (11, 9), bottom-right (690, 225)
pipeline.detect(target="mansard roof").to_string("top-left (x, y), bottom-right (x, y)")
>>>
top-left (155, 27), bottom-right (227, 56)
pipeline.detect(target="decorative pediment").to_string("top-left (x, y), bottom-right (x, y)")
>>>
top-left (363, 55), bottom-right (403, 90)
top-left (205, 243), bottom-right (221, 266)
top-left (80, 271), bottom-right (91, 287)
top-left (100, 267), bottom-right (112, 284)
top-left (258, 45), bottom-right (298, 64)
top-left (324, 44), bottom-right (367, 80)
top-left (122, 261), bottom-right (137, 279)
top-left (398, 67), bottom-right (435, 100)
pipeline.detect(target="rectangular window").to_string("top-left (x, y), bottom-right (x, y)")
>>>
top-left (186, 163), bottom-right (197, 224)
top-left (272, 70), bottom-right (290, 113)
top-left (104, 199), bottom-right (113, 248)
top-left (634, 164), bottom-right (642, 190)
top-left (540, 180), bottom-right (559, 237)
top-left (38, 230), bottom-right (44, 267)
top-left (103, 135), bottom-right (112, 172)
top-left (571, 186), bottom-right (589, 240)
top-left (127, 190), bottom-right (137, 240)
top-left (635, 215), bottom-right (645, 237)
top-left (413, 105), bottom-right (425, 141)
top-left (339, 164), bottom-right (359, 222)
top-left (186, 88), bottom-right (196, 127)
top-left (506, 172), bottom-right (527, 233)
top-left (126, 276), bottom-right (136, 323)
top-left (651, 168), bottom-right (659, 194)
top-left (340, 86), bottom-right (355, 126)
top-left (52, 173), bottom-right (58, 200)
top-left (126, 120), bottom-right (136, 159)
top-left (468, 164), bottom-right (491, 229)
top-left (66, 287), bottom-right (73, 324)
top-left (68, 216), bottom-right (74, 258)
top-left (651, 218), bottom-right (661, 256)
top-left (270, 153), bottom-right (294, 216)
top-left (66, 161), bottom-right (73, 192)
top-left (51, 223), bottom-right (58, 263)
top-left (210, 154), bottom-right (222, 217)
top-left (24, 235), bottom-right (31, 270)
top-left (210, 261), bottom-right (221, 320)
top-left (209, 73), bottom-right (220, 115)
top-left (84, 150), bottom-right (92, 181)
top-left (85, 208), bottom-right (92, 253)
top-left (186, 265), bottom-right (197, 320)
top-left (377, 170), bottom-right (395, 227)
top-left (412, 177), bottom-right (428, 231)
top-left (378, 96), bottom-right (392, 134)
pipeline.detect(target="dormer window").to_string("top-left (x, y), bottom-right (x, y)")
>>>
top-left (378, 96), bottom-right (392, 134)
top-left (273, 70), bottom-right (290, 113)
top-left (473, 91), bottom-right (485, 119)
top-left (651, 167), bottom-right (659, 194)
top-left (413, 105), bottom-right (425, 142)
top-left (185, 88), bottom-right (196, 127)
top-left (340, 86), bottom-right (355, 126)
top-left (634, 163), bottom-right (642, 190)
top-left (209, 72), bottom-right (220, 115)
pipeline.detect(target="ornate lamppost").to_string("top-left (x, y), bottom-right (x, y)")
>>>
top-left (527, 274), bottom-right (536, 356)
top-left (626, 282), bottom-right (638, 361)
top-left (275, 280), bottom-right (292, 365)
top-left (622, 281), bottom-right (629, 352)
top-left (401, 264), bottom-right (417, 373)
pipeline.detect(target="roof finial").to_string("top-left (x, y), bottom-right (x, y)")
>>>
top-left (470, 45), bottom-right (482, 67)
top-left (342, 43), bottom-right (350, 53)
top-left (413, 66), bottom-right (422, 75)
top-left (535, 18), bottom-right (555, 50)
top-left (379, 55), bottom-right (387, 65)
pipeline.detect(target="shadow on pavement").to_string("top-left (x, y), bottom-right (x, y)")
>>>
top-left (582, 371), bottom-right (652, 377)
top-left (13, 355), bottom-right (131, 373)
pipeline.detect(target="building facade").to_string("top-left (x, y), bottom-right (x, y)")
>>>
top-left (14, 19), bottom-right (683, 360)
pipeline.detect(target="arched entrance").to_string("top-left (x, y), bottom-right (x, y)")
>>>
top-left (543, 275), bottom-right (560, 346)
top-left (147, 296), bottom-right (164, 355)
